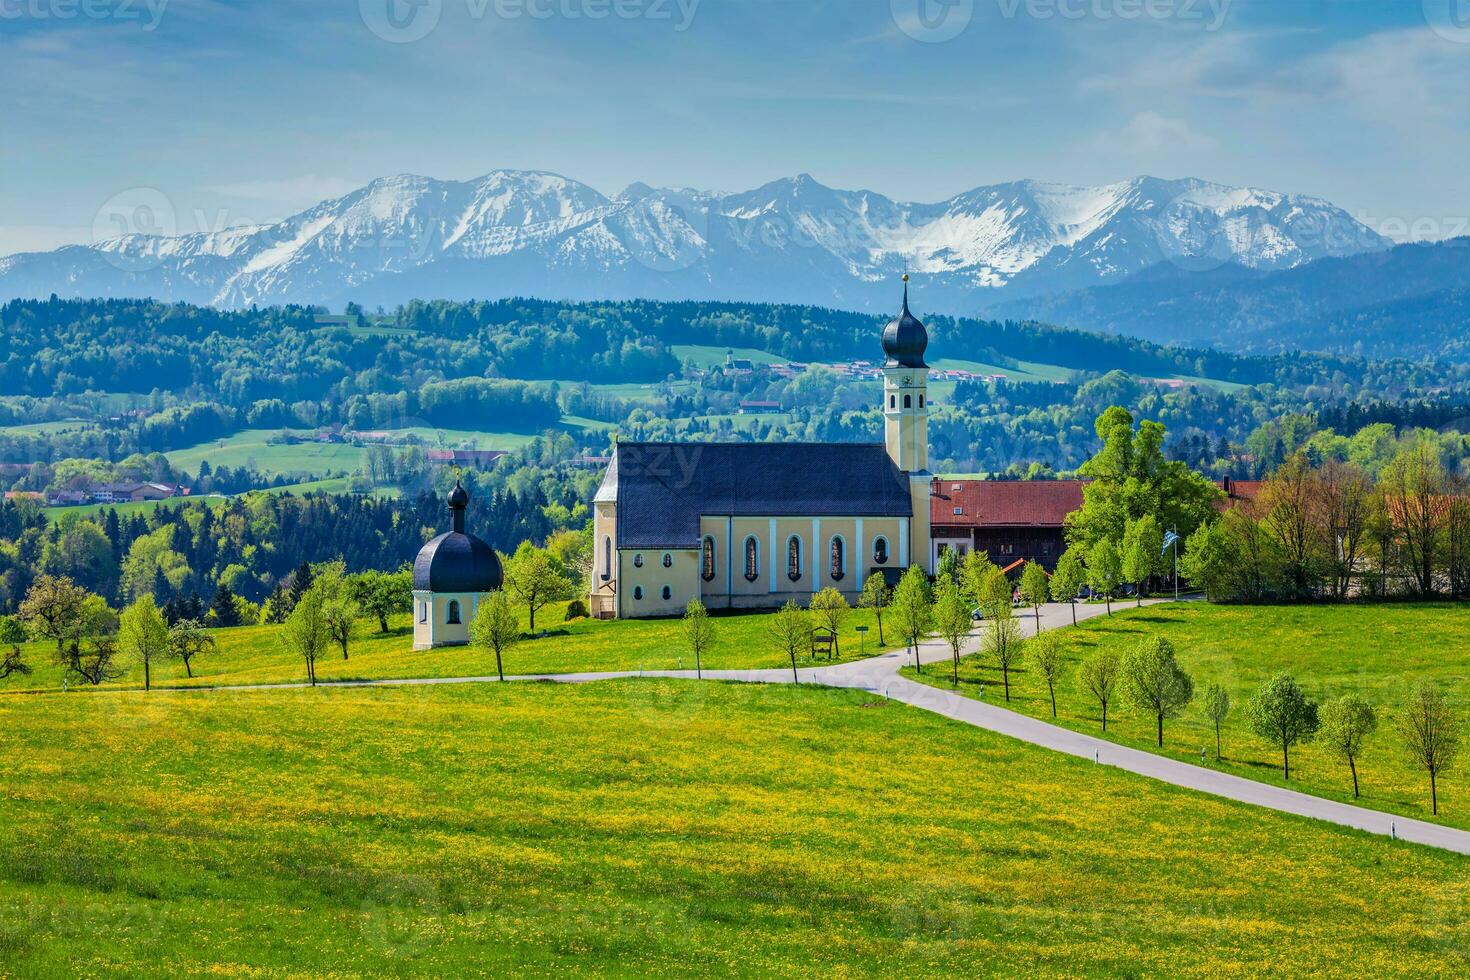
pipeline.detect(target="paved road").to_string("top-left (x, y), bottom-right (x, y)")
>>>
top-left (168, 598), bottom-right (1470, 856)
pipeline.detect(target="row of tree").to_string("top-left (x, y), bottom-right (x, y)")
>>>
top-left (1181, 440), bottom-right (1470, 600)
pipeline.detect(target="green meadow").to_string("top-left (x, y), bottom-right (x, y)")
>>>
top-left (0, 603), bottom-right (894, 694)
top-left (3, 680), bottom-right (1469, 976)
top-left (906, 603), bottom-right (1470, 830)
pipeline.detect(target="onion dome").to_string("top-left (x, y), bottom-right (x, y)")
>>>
top-left (881, 276), bottom-right (929, 369)
top-left (413, 480), bottom-right (503, 593)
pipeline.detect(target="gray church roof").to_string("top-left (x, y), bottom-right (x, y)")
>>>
top-left (606, 442), bottom-right (914, 549)
top-left (413, 481), bottom-right (504, 593)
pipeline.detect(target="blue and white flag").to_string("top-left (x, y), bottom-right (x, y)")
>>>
top-left (1161, 531), bottom-right (1180, 555)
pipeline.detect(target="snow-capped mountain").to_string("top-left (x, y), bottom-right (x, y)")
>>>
top-left (0, 171), bottom-right (1390, 312)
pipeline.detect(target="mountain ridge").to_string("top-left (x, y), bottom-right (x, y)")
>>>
top-left (0, 170), bottom-right (1390, 313)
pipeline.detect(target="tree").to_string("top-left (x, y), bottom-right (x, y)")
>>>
top-left (209, 583), bottom-right (242, 628)
top-left (1049, 548), bottom-right (1085, 626)
top-left (349, 568), bottom-right (412, 633)
top-left (0, 615), bottom-right (31, 679)
top-left (503, 542), bottom-right (574, 635)
top-left (1078, 649), bottom-right (1122, 731)
top-left (1202, 682), bottom-right (1231, 759)
top-left (167, 618), bottom-right (215, 679)
top-left (1319, 695), bottom-right (1378, 798)
top-left (888, 566), bottom-right (933, 674)
top-left (1065, 406), bottom-right (1223, 551)
top-left (1031, 630), bottom-right (1063, 718)
top-left (1247, 672), bottom-right (1320, 780)
top-left (681, 599), bottom-right (716, 679)
top-left (1120, 514), bottom-right (1163, 606)
top-left (119, 594), bottom-right (171, 692)
top-left (858, 575), bottom-right (890, 645)
top-left (1383, 439), bottom-right (1450, 597)
top-left (1398, 680), bottom-right (1461, 816)
top-left (960, 550), bottom-right (1000, 611)
top-left (985, 599), bottom-right (1025, 701)
top-left (469, 590), bottom-right (521, 683)
top-left (53, 596), bottom-right (122, 687)
top-left (1087, 539), bottom-right (1121, 615)
top-left (1121, 636), bottom-right (1194, 747)
top-left (323, 593), bottom-right (357, 661)
top-left (769, 599), bottom-right (810, 684)
top-left (808, 587), bottom-right (850, 659)
top-left (932, 577), bottom-right (972, 687)
top-left (1018, 561), bottom-right (1049, 628)
top-left (282, 587), bottom-right (330, 686)
top-left (1179, 520), bottom-right (1238, 601)
top-left (1315, 460), bottom-right (1373, 601)
top-left (19, 574), bottom-right (90, 652)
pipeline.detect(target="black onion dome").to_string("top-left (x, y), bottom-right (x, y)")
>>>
top-left (413, 481), bottom-right (503, 593)
top-left (881, 280), bottom-right (929, 369)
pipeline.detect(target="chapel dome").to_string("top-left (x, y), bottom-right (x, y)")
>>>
top-left (413, 481), bottom-right (503, 593)
top-left (882, 278), bottom-right (929, 369)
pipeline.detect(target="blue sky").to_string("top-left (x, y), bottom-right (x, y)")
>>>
top-left (3, 0), bottom-right (1469, 254)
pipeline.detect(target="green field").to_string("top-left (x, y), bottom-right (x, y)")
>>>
top-left (162, 427), bottom-right (547, 481)
top-left (0, 418), bottom-right (99, 437)
top-left (0, 603), bottom-right (894, 694)
top-left (3, 679), bottom-right (1467, 975)
top-left (906, 603), bottom-right (1470, 830)
top-left (672, 344), bottom-right (788, 369)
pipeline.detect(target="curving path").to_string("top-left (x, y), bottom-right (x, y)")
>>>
top-left (170, 599), bottom-right (1470, 856)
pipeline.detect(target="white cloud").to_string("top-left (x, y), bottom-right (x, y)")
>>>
top-left (1112, 111), bottom-right (1217, 152)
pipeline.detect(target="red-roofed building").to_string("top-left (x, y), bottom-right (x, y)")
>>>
top-left (929, 479), bottom-right (1087, 570)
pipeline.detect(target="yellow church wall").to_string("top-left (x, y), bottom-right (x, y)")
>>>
top-left (591, 501), bottom-right (618, 618)
top-left (617, 547), bottom-right (700, 619)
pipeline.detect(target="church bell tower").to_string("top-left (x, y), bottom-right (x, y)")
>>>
top-left (881, 275), bottom-right (933, 571)
top-left (882, 275), bottom-right (930, 473)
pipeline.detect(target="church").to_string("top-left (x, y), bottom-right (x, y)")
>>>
top-left (590, 281), bottom-right (935, 619)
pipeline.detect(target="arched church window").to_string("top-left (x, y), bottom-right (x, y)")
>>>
top-left (744, 537), bottom-right (760, 582)
top-left (602, 537), bottom-right (612, 581)
top-left (889, 395), bottom-right (896, 409)
top-left (904, 394), bottom-right (912, 409)
top-left (919, 394), bottom-right (925, 408)
top-left (662, 585), bottom-right (672, 601)
top-left (873, 536), bottom-right (889, 565)
top-left (830, 536), bottom-right (845, 582)
top-left (634, 586), bottom-right (644, 601)
top-left (634, 554), bottom-right (644, 568)
top-left (702, 536), bottom-right (716, 582)
top-left (447, 600), bottom-right (462, 625)
top-left (662, 553), bottom-right (672, 568)
top-left (419, 600), bottom-right (427, 624)
top-left (787, 536), bottom-right (802, 582)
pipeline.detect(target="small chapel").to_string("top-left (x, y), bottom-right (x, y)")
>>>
top-left (589, 281), bottom-right (935, 619)
top-left (412, 480), bottom-right (504, 649)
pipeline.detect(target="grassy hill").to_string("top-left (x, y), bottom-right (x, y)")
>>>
top-left (906, 603), bottom-right (1470, 831)
top-left (3, 680), bottom-right (1467, 975)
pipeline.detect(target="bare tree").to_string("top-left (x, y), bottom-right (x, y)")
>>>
top-left (1315, 460), bottom-right (1373, 600)
top-left (1381, 440), bottom-right (1448, 596)
top-left (1260, 453), bottom-right (1320, 599)
top-left (1399, 680), bottom-right (1461, 816)
top-left (1202, 682), bottom-right (1230, 759)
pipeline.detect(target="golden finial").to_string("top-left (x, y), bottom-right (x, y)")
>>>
top-left (902, 273), bottom-right (910, 283)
